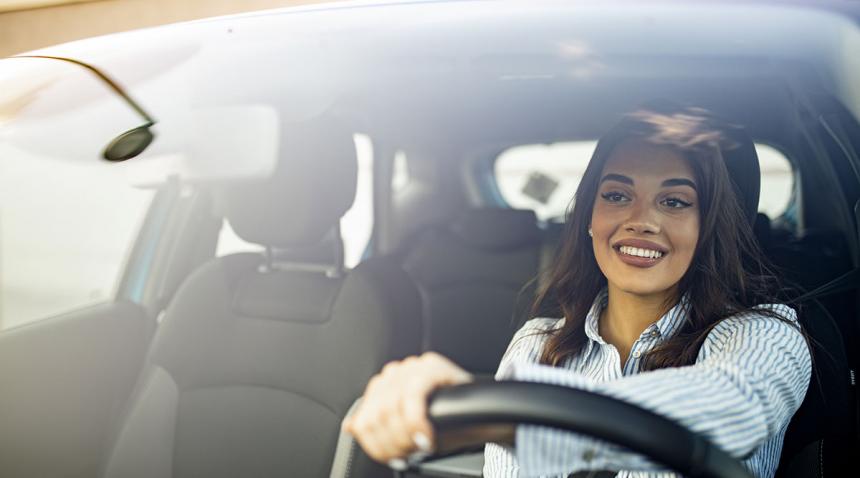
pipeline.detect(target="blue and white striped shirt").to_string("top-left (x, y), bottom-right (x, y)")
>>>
top-left (483, 289), bottom-right (811, 478)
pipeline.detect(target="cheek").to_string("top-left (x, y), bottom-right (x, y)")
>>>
top-left (590, 203), bottom-right (618, 233)
top-left (669, 214), bottom-right (700, 260)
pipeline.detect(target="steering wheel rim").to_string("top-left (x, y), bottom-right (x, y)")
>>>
top-left (424, 381), bottom-right (753, 478)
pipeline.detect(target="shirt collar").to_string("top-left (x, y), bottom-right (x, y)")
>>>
top-left (584, 288), bottom-right (610, 345)
top-left (653, 293), bottom-right (690, 338)
top-left (583, 287), bottom-right (690, 346)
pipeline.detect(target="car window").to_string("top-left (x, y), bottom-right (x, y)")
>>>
top-left (216, 133), bottom-right (374, 268)
top-left (391, 150), bottom-right (411, 194)
top-left (493, 141), bottom-right (793, 221)
top-left (0, 144), bottom-right (155, 330)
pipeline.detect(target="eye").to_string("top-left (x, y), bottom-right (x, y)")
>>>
top-left (600, 191), bottom-right (629, 203)
top-left (661, 197), bottom-right (693, 209)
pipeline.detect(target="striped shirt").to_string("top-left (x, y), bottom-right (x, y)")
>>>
top-left (483, 289), bottom-right (811, 478)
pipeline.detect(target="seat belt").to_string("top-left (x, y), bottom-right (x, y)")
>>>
top-left (793, 266), bottom-right (860, 303)
top-left (793, 191), bottom-right (860, 302)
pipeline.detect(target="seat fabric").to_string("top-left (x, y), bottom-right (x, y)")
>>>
top-left (105, 253), bottom-right (421, 478)
top-left (402, 208), bottom-right (542, 375)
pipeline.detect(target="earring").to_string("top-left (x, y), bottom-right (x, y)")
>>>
top-left (588, 228), bottom-right (593, 237)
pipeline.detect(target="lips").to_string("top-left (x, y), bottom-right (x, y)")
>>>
top-left (612, 238), bottom-right (669, 268)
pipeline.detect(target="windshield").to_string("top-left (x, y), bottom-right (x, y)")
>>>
top-left (0, 4), bottom-right (859, 477)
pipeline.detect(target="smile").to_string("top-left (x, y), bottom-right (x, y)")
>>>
top-left (618, 246), bottom-right (664, 259)
top-left (612, 242), bottom-right (669, 268)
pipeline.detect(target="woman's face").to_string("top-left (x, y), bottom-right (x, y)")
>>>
top-left (590, 138), bottom-right (700, 299)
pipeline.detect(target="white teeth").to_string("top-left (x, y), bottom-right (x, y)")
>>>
top-left (619, 246), bottom-right (664, 259)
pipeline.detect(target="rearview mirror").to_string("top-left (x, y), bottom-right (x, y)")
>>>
top-left (103, 124), bottom-right (155, 162)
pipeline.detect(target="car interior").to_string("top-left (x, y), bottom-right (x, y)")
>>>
top-left (367, 79), bottom-right (860, 477)
top-left (96, 79), bottom-right (860, 478)
top-left (0, 2), bottom-right (859, 478)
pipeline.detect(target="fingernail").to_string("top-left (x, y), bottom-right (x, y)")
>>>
top-left (407, 450), bottom-right (430, 464)
top-left (387, 458), bottom-right (407, 471)
top-left (412, 431), bottom-right (432, 452)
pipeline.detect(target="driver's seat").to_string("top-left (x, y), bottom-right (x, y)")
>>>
top-left (717, 121), bottom-right (858, 476)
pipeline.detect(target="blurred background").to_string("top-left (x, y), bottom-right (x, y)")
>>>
top-left (0, 0), bottom-right (332, 57)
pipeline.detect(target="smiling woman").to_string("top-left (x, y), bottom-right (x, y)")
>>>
top-left (534, 105), bottom-right (771, 371)
top-left (590, 140), bottom-right (701, 348)
top-left (346, 104), bottom-right (812, 478)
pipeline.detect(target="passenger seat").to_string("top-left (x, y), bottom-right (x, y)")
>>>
top-left (102, 120), bottom-right (423, 478)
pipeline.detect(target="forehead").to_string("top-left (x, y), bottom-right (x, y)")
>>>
top-left (602, 139), bottom-right (695, 182)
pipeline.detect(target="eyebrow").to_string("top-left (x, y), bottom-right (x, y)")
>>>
top-left (660, 178), bottom-right (697, 190)
top-left (600, 174), bottom-right (697, 190)
top-left (600, 173), bottom-right (633, 185)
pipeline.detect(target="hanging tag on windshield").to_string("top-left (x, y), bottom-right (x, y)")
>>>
top-left (521, 171), bottom-right (559, 204)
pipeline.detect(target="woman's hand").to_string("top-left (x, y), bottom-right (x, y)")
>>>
top-left (342, 352), bottom-right (474, 468)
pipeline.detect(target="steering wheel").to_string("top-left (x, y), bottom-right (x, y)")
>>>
top-left (406, 381), bottom-right (753, 478)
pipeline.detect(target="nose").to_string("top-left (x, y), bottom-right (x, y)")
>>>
top-left (623, 202), bottom-right (661, 235)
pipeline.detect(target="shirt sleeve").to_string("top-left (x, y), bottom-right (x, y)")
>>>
top-left (500, 305), bottom-right (811, 477)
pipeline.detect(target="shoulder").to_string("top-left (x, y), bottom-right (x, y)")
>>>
top-left (518, 317), bottom-right (564, 334)
top-left (710, 303), bottom-right (798, 335)
top-left (494, 318), bottom-right (562, 379)
top-left (701, 303), bottom-right (807, 357)
top-left (511, 317), bottom-right (564, 348)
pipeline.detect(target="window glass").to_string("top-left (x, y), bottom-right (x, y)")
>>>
top-left (391, 150), bottom-right (410, 193)
top-left (0, 145), bottom-right (154, 330)
top-left (341, 133), bottom-right (374, 267)
top-left (494, 141), bottom-right (793, 221)
top-left (494, 142), bottom-right (595, 222)
top-left (216, 133), bottom-right (374, 268)
top-left (756, 144), bottom-right (793, 218)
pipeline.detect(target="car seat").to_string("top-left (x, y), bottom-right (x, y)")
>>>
top-left (400, 208), bottom-right (543, 375)
top-left (102, 119), bottom-right (423, 478)
top-left (721, 131), bottom-right (857, 477)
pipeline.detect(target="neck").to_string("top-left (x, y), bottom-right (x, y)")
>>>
top-left (599, 285), bottom-right (678, 363)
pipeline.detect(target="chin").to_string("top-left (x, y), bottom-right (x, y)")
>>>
top-left (612, 279), bottom-right (676, 298)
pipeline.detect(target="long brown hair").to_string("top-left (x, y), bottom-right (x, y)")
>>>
top-left (532, 103), bottom-right (797, 370)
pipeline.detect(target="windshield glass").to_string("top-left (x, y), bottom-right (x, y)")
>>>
top-left (1, 2), bottom-right (859, 478)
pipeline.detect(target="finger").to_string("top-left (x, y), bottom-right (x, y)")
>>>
top-left (353, 397), bottom-right (412, 461)
top-left (379, 402), bottom-right (419, 458)
top-left (354, 426), bottom-right (390, 463)
top-left (423, 352), bottom-right (473, 384)
top-left (401, 377), bottom-right (436, 451)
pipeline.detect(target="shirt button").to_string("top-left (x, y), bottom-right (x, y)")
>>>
top-left (650, 330), bottom-right (659, 337)
top-left (582, 449), bottom-right (596, 462)
top-left (632, 350), bottom-right (642, 359)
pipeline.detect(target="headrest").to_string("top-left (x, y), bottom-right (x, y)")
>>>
top-left (448, 208), bottom-right (540, 251)
top-left (634, 100), bottom-right (761, 226)
top-left (720, 125), bottom-right (761, 227)
top-left (222, 119), bottom-right (357, 248)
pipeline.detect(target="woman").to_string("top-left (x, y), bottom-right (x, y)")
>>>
top-left (343, 104), bottom-right (812, 478)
